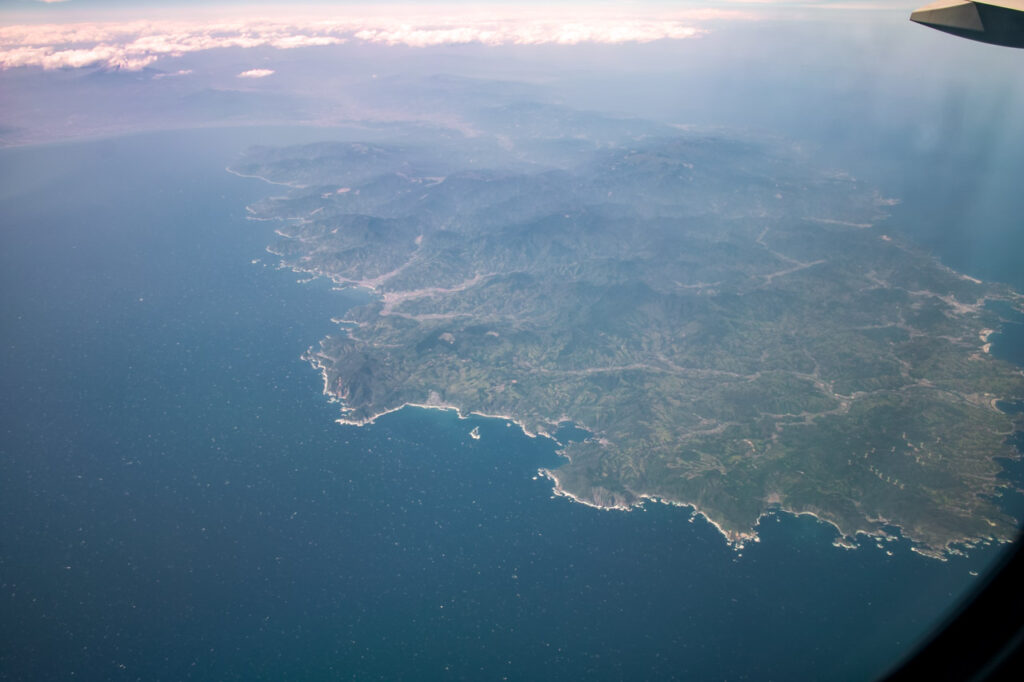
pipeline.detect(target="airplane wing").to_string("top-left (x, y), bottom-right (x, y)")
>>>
top-left (910, 0), bottom-right (1024, 47)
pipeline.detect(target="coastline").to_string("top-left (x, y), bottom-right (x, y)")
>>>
top-left (303, 330), bottom-right (1022, 560)
top-left (233, 148), bottom-right (1024, 565)
top-left (307, 350), bottom-right (548, 441)
top-left (225, 165), bottom-right (309, 189)
top-left (539, 463), bottom-right (1009, 560)
top-left (311, 372), bottom-right (1018, 561)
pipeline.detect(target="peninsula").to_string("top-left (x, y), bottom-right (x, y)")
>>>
top-left (232, 107), bottom-right (1024, 557)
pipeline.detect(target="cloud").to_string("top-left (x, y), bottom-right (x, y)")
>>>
top-left (152, 68), bottom-right (193, 79)
top-left (718, 0), bottom-right (896, 6)
top-left (237, 68), bottom-right (274, 78)
top-left (350, 21), bottom-right (701, 47)
top-left (0, 19), bottom-right (347, 70)
top-left (0, 5), bottom-right (727, 71)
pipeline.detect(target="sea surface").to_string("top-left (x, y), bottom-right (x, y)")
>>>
top-left (0, 129), bottom-right (1019, 681)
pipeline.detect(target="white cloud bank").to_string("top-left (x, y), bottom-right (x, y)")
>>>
top-left (0, 5), bottom-right (732, 71)
top-left (237, 68), bottom-right (274, 78)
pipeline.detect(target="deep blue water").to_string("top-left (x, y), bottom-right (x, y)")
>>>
top-left (0, 130), bottom-right (1016, 681)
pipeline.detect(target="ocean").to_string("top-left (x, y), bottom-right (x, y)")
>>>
top-left (0, 129), bottom-right (1017, 681)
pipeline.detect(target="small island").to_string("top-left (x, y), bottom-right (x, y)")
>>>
top-left (233, 104), bottom-right (1024, 557)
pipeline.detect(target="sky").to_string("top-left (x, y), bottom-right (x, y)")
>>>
top-left (0, 2), bottom-right (720, 70)
top-left (4, 0), bottom-right (1008, 155)
top-left (0, 0), bottom-right (918, 72)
